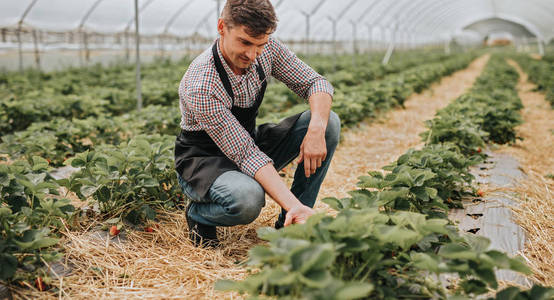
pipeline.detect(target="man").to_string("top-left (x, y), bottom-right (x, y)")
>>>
top-left (175, 0), bottom-right (340, 248)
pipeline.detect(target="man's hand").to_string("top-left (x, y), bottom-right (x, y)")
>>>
top-left (284, 204), bottom-right (315, 226)
top-left (298, 128), bottom-right (327, 178)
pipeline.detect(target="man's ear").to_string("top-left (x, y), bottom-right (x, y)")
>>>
top-left (217, 19), bottom-right (225, 36)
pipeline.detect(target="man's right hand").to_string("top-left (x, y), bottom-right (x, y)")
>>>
top-left (284, 204), bottom-right (315, 226)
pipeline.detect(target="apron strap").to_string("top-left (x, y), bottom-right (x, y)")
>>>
top-left (212, 42), bottom-right (235, 101)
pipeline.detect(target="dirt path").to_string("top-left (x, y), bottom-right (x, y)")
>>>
top-left (499, 60), bottom-right (554, 286)
top-left (18, 55), bottom-right (491, 300)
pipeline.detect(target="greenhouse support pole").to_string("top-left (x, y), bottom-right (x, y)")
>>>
top-left (382, 27), bottom-right (396, 65)
top-left (84, 32), bottom-right (90, 63)
top-left (350, 21), bottom-right (357, 67)
top-left (17, 28), bottom-right (23, 73)
top-left (135, 0), bottom-right (143, 111)
top-left (125, 31), bottom-right (130, 62)
top-left (78, 31), bottom-right (84, 66)
top-left (32, 29), bottom-right (40, 70)
top-left (537, 39), bottom-right (544, 56)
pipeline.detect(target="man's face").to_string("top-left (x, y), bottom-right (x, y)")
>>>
top-left (218, 20), bottom-right (269, 72)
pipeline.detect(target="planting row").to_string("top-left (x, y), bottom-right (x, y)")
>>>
top-left (0, 49), bottom-right (455, 136)
top-left (259, 52), bottom-right (476, 126)
top-left (0, 53), bottom-right (476, 168)
top-left (215, 55), bottom-right (552, 299)
top-left (510, 53), bottom-right (554, 107)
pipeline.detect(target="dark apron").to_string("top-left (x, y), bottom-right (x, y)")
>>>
top-left (175, 41), bottom-right (303, 198)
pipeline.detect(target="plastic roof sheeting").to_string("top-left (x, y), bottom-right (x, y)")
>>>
top-left (1, 0), bottom-right (553, 42)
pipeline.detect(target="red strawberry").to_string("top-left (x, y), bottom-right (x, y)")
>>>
top-left (109, 225), bottom-right (120, 236)
top-left (477, 147), bottom-right (482, 153)
top-left (145, 227), bottom-right (154, 233)
top-left (477, 189), bottom-right (485, 197)
top-left (35, 277), bottom-right (46, 291)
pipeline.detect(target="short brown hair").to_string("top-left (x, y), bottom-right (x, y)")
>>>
top-left (221, 0), bottom-right (278, 37)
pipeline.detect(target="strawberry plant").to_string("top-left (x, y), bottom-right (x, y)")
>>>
top-left (61, 135), bottom-right (179, 224)
top-left (0, 157), bottom-right (74, 282)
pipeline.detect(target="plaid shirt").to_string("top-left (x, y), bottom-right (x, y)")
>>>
top-left (178, 37), bottom-right (334, 177)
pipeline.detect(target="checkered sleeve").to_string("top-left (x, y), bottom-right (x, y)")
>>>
top-left (184, 81), bottom-right (273, 177)
top-left (268, 38), bottom-right (334, 100)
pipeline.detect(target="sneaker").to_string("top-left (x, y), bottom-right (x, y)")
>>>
top-left (186, 204), bottom-right (219, 248)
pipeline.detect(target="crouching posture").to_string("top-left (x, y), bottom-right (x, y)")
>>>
top-left (175, 0), bottom-right (340, 247)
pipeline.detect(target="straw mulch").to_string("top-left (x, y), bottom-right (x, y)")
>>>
top-left (496, 60), bottom-right (554, 286)
top-left (12, 55), bottom-right (491, 299)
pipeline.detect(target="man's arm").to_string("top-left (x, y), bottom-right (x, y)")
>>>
top-left (254, 164), bottom-right (314, 226)
top-left (254, 92), bottom-right (332, 226)
top-left (298, 92), bottom-right (332, 178)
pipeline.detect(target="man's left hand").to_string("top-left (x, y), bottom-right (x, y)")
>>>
top-left (298, 128), bottom-right (326, 178)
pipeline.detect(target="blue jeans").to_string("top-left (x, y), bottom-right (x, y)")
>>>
top-left (178, 110), bottom-right (341, 227)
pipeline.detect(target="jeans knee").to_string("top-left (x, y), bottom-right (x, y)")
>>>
top-left (228, 182), bottom-right (265, 224)
top-left (326, 110), bottom-right (341, 147)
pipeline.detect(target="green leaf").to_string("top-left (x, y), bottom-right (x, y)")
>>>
top-left (507, 256), bottom-right (531, 274)
top-left (81, 185), bottom-right (99, 198)
top-left (375, 225), bottom-right (421, 250)
top-left (267, 269), bottom-right (297, 285)
top-left (0, 253), bottom-right (18, 280)
top-left (290, 243), bottom-right (335, 273)
top-left (322, 197), bottom-right (343, 210)
top-left (411, 252), bottom-right (439, 273)
top-left (214, 280), bottom-right (239, 291)
top-left (334, 282), bottom-right (374, 300)
top-left (31, 156), bottom-right (49, 170)
top-left (438, 243), bottom-right (478, 260)
top-left (298, 270), bottom-right (333, 288)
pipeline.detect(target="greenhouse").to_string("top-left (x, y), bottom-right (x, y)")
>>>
top-left (0, 0), bottom-right (553, 299)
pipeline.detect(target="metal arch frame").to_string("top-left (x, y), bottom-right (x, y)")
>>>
top-left (299, 0), bottom-right (327, 55)
top-left (416, 0), bottom-right (491, 43)
top-left (423, 2), bottom-right (544, 41)
top-left (412, 0), bottom-right (549, 42)
top-left (163, 0), bottom-right (196, 34)
top-left (77, 0), bottom-right (105, 65)
top-left (193, 7), bottom-right (217, 38)
top-left (124, 0), bottom-right (156, 32)
top-left (426, 6), bottom-right (491, 38)
top-left (456, 12), bottom-right (545, 41)
top-left (158, 0), bottom-right (196, 57)
top-left (527, 0), bottom-right (554, 17)
top-left (498, 0), bottom-right (553, 38)
top-left (447, 12), bottom-right (548, 55)
top-left (400, 0), bottom-right (451, 36)
top-left (327, 0), bottom-right (358, 57)
top-left (341, 0), bottom-right (395, 47)
top-left (400, 0), bottom-right (450, 46)
top-left (390, 0), bottom-right (442, 46)
top-left (412, 0), bottom-right (484, 37)
top-left (375, 0), bottom-right (426, 48)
